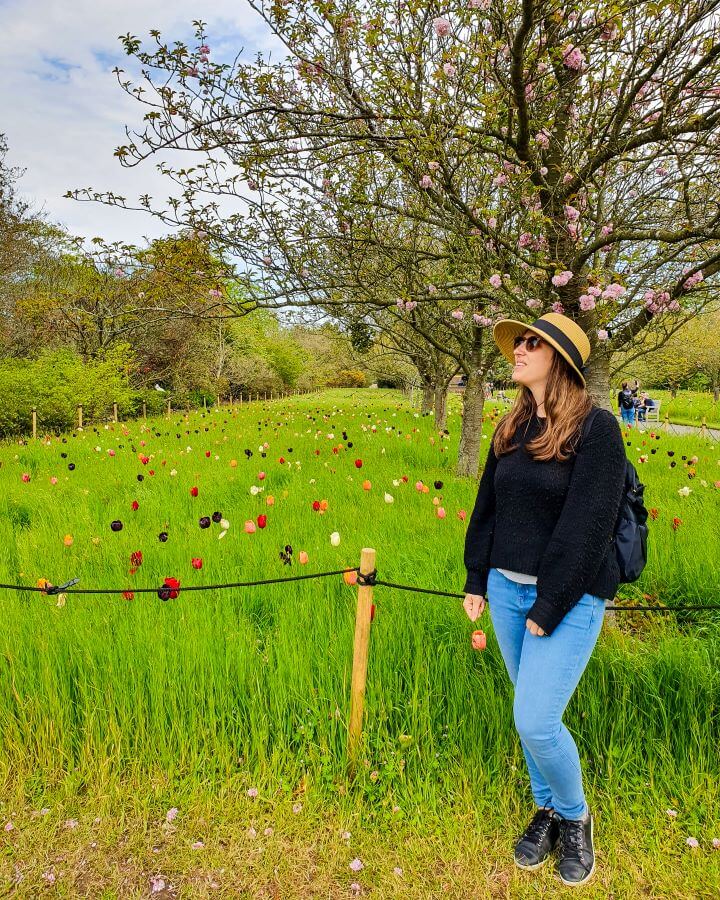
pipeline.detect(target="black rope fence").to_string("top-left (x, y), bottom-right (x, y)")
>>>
top-left (1, 566), bottom-right (719, 613)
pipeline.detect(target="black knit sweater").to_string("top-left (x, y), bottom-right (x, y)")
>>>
top-left (463, 407), bottom-right (627, 635)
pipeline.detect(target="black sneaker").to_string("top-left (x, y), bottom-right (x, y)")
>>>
top-left (556, 811), bottom-right (595, 886)
top-left (513, 807), bottom-right (560, 870)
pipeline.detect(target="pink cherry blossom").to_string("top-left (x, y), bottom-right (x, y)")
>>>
top-left (551, 270), bottom-right (573, 287)
top-left (451, 309), bottom-right (464, 320)
top-left (579, 295), bottom-right (596, 311)
top-left (489, 274), bottom-right (502, 289)
top-left (488, 216), bottom-right (497, 229)
top-left (443, 62), bottom-right (457, 78)
top-left (597, 329), bottom-right (609, 341)
top-left (433, 17), bottom-right (451, 36)
top-left (518, 232), bottom-right (533, 248)
top-left (587, 285), bottom-right (602, 297)
top-left (535, 130), bottom-right (550, 149)
top-left (473, 314), bottom-right (493, 326)
top-left (551, 301), bottom-right (565, 314)
top-left (526, 298), bottom-right (542, 309)
top-left (428, 161), bottom-right (440, 171)
top-left (564, 205), bottom-right (580, 222)
top-left (562, 46), bottom-right (586, 70)
top-left (493, 173), bottom-right (508, 186)
top-left (562, 172), bottom-right (574, 184)
top-left (419, 174), bottom-right (433, 189)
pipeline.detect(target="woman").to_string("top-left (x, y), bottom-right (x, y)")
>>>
top-left (462, 312), bottom-right (626, 887)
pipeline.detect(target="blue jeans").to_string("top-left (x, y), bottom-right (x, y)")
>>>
top-left (620, 406), bottom-right (635, 427)
top-left (486, 568), bottom-right (606, 820)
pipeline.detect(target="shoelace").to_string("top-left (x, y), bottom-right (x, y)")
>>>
top-left (523, 809), bottom-right (553, 841)
top-left (558, 819), bottom-right (587, 863)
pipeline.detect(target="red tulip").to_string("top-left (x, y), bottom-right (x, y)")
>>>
top-left (122, 591), bottom-right (134, 601)
top-left (131, 500), bottom-right (139, 511)
top-left (472, 630), bottom-right (487, 651)
top-left (370, 603), bottom-right (376, 622)
top-left (162, 577), bottom-right (181, 599)
top-left (130, 550), bottom-right (143, 568)
top-left (279, 456), bottom-right (286, 464)
top-left (190, 486), bottom-right (199, 497)
top-left (312, 500), bottom-right (321, 511)
top-left (354, 459), bottom-right (363, 468)
top-left (257, 514), bottom-right (267, 528)
top-left (205, 450), bottom-right (211, 458)
top-left (191, 557), bottom-right (203, 569)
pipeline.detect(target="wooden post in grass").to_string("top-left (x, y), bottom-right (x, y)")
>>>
top-left (700, 417), bottom-right (707, 438)
top-left (77, 404), bottom-right (83, 429)
top-left (348, 547), bottom-right (376, 777)
top-left (166, 399), bottom-right (171, 418)
top-left (142, 401), bottom-right (147, 420)
top-left (217, 394), bottom-right (220, 409)
top-left (664, 414), bottom-right (670, 433)
top-left (32, 406), bottom-right (37, 440)
top-left (113, 401), bottom-right (118, 423)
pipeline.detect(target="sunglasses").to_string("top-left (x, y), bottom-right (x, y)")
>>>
top-left (513, 334), bottom-right (544, 351)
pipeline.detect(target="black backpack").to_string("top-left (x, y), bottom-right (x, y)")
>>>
top-left (620, 389), bottom-right (635, 410)
top-left (580, 408), bottom-right (649, 582)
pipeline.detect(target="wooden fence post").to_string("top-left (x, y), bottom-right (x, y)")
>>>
top-left (77, 404), bottom-right (83, 429)
top-left (700, 416), bottom-right (707, 438)
top-left (166, 399), bottom-right (171, 418)
top-left (348, 547), bottom-right (376, 777)
top-left (32, 406), bottom-right (37, 440)
top-left (664, 414), bottom-right (670, 433)
top-left (142, 401), bottom-right (147, 420)
top-left (113, 401), bottom-right (118, 423)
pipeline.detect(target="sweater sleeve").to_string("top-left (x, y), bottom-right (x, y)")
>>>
top-left (463, 439), bottom-right (498, 595)
top-left (526, 410), bottom-right (626, 635)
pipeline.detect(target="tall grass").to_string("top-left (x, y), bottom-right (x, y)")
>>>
top-left (1, 389), bottom-right (718, 807)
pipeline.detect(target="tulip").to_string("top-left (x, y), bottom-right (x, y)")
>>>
top-left (257, 514), bottom-right (267, 528)
top-left (230, 459), bottom-right (238, 468)
top-left (199, 516), bottom-right (211, 529)
top-left (111, 520), bottom-right (123, 532)
top-left (422, 485), bottom-right (430, 494)
top-left (472, 630), bottom-right (487, 651)
top-left (343, 569), bottom-right (358, 585)
top-left (190, 486), bottom-right (199, 497)
top-left (354, 459), bottom-right (363, 468)
top-left (437, 507), bottom-right (447, 518)
top-left (191, 557), bottom-right (203, 569)
top-left (131, 500), bottom-right (139, 511)
top-left (244, 520), bottom-right (256, 534)
top-left (266, 495), bottom-right (275, 505)
top-left (63, 534), bottom-right (74, 547)
top-left (362, 480), bottom-right (372, 491)
top-left (212, 511), bottom-right (223, 523)
top-left (158, 532), bottom-right (168, 542)
top-left (21, 473), bottom-right (31, 483)
top-left (258, 471), bottom-right (266, 480)
top-left (415, 481), bottom-right (424, 491)
top-left (384, 493), bottom-right (394, 503)
top-left (330, 531), bottom-right (341, 546)
top-left (457, 509), bottom-right (467, 521)
top-left (298, 551), bottom-right (309, 565)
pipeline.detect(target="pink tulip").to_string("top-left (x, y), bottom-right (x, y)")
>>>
top-left (244, 520), bottom-right (256, 534)
top-left (436, 507), bottom-right (446, 519)
top-left (298, 551), bottom-right (309, 564)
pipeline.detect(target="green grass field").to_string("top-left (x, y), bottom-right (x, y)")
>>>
top-left (1, 389), bottom-right (719, 897)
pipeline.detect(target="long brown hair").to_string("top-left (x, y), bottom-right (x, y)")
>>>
top-left (493, 352), bottom-right (594, 462)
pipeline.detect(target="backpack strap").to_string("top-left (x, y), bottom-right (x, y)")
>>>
top-left (579, 406), bottom-right (601, 448)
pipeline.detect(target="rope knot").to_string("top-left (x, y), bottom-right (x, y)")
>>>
top-left (356, 568), bottom-right (377, 587)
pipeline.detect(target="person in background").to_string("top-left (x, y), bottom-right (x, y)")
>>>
top-left (636, 391), bottom-right (654, 422)
top-left (617, 380), bottom-right (638, 427)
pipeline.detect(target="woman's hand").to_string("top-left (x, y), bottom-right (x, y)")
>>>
top-left (526, 618), bottom-right (546, 637)
top-left (463, 593), bottom-right (486, 621)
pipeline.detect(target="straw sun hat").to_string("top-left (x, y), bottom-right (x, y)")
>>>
top-left (492, 312), bottom-right (592, 387)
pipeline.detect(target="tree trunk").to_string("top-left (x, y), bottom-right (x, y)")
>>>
top-left (421, 381), bottom-right (434, 416)
top-left (434, 382), bottom-right (448, 431)
top-left (457, 353), bottom-right (487, 478)
top-left (585, 349), bottom-right (612, 411)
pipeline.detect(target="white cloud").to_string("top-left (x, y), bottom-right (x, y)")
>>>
top-left (0, 0), bottom-right (283, 246)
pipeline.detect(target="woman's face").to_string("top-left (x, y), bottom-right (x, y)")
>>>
top-left (511, 330), bottom-right (556, 387)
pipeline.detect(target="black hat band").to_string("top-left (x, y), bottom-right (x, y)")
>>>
top-left (530, 319), bottom-right (585, 372)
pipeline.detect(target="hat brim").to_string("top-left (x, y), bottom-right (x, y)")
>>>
top-left (493, 319), bottom-right (586, 387)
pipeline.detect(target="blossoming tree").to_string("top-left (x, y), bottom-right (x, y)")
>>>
top-left (70, 0), bottom-right (720, 475)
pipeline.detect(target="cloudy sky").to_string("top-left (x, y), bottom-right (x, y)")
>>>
top-left (0, 0), bottom-right (282, 246)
